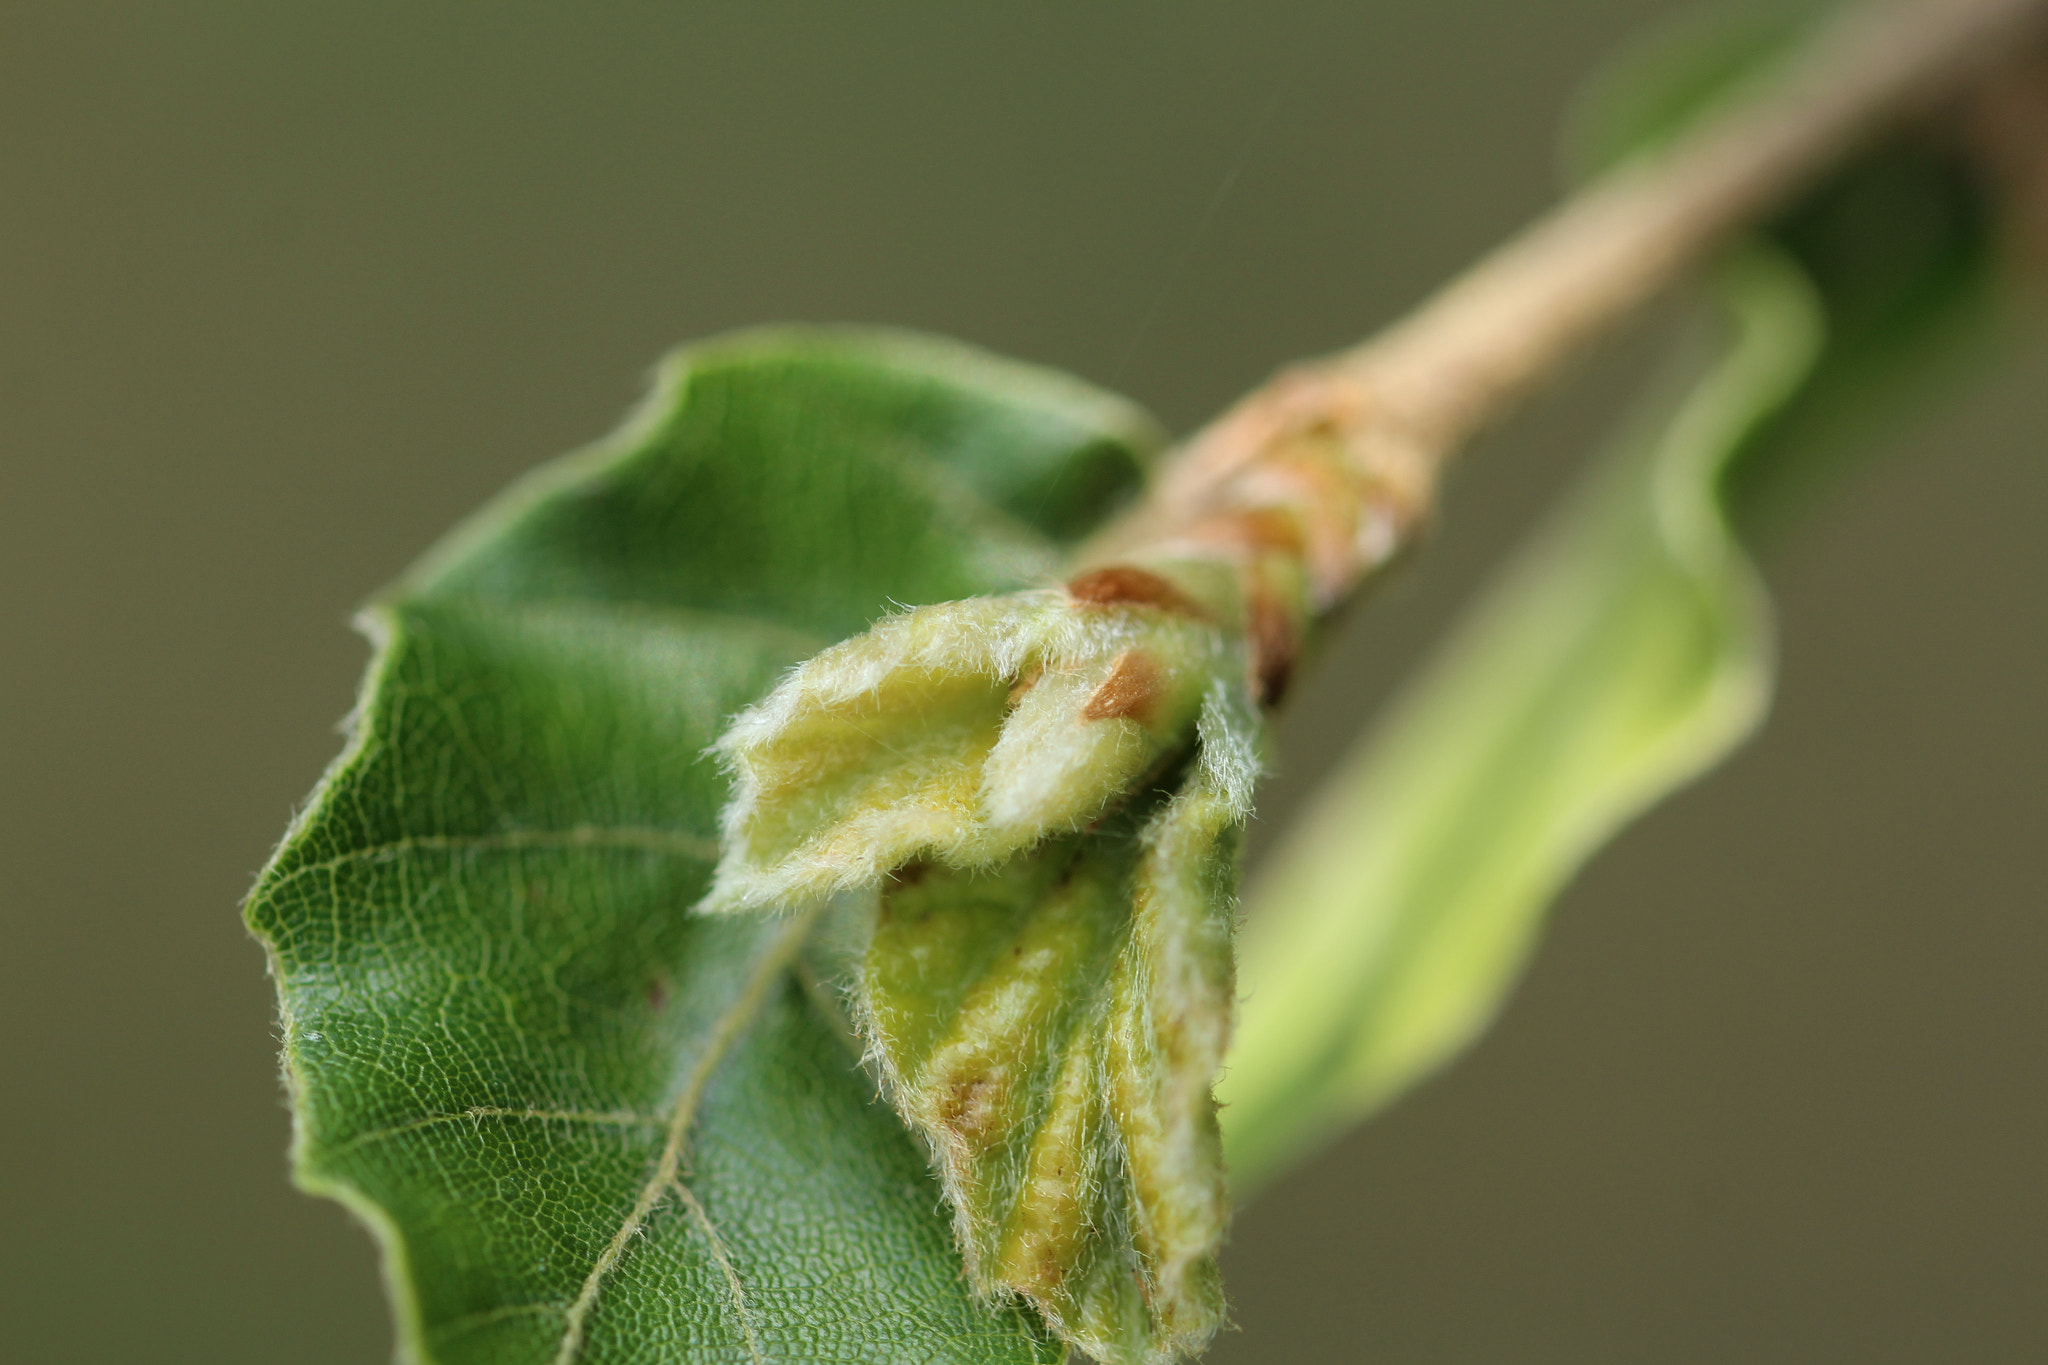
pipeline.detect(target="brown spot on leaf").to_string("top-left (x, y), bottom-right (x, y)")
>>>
top-left (937, 1070), bottom-right (1009, 1151)
top-left (1065, 565), bottom-right (1210, 619)
top-left (1082, 649), bottom-right (1163, 723)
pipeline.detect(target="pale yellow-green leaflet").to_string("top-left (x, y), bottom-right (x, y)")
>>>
top-left (702, 587), bottom-right (1236, 915)
top-left (703, 578), bottom-right (1263, 1364)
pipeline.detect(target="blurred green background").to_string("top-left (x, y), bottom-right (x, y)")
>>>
top-left (3, 2), bottom-right (2043, 1361)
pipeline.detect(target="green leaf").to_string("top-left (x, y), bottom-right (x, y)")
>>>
top-left (245, 326), bottom-right (1161, 1364)
top-left (1219, 249), bottom-right (1825, 1189)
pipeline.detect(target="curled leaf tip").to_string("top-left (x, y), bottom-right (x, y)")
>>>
top-left (701, 587), bottom-right (1225, 915)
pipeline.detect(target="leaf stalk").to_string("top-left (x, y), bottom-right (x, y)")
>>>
top-left (1084, 0), bottom-right (2046, 663)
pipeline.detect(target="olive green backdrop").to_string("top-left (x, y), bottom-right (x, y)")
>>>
top-left (3, 3), bottom-right (2043, 1362)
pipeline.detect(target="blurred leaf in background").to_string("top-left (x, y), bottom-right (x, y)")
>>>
top-left (1221, 3), bottom-right (2014, 1188)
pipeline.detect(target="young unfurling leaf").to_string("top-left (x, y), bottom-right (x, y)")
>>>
top-left (709, 586), bottom-right (1262, 1363)
top-left (703, 579), bottom-right (1229, 914)
top-left (857, 683), bottom-right (1256, 1365)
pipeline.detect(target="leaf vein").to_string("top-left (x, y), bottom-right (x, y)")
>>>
top-left (676, 1178), bottom-right (767, 1365)
top-left (435, 1300), bottom-right (569, 1339)
top-left (550, 905), bottom-right (823, 1365)
top-left (263, 825), bottom-right (720, 896)
top-left (323, 1106), bottom-right (665, 1162)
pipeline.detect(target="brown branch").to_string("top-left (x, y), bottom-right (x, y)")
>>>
top-left (1081, 0), bottom-right (2048, 681)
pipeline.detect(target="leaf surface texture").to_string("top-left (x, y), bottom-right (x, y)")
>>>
top-left (246, 328), bottom-right (1160, 1364)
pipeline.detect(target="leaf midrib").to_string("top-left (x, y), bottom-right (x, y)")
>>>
top-left (548, 902), bottom-right (825, 1365)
